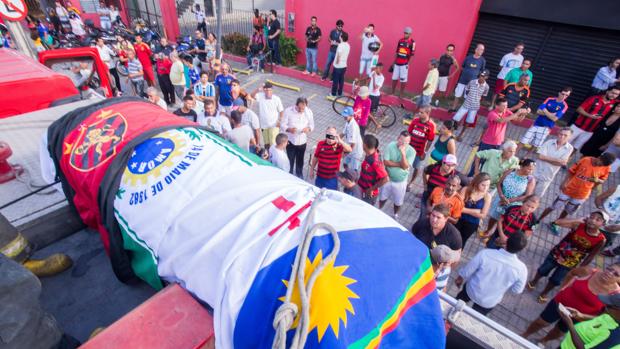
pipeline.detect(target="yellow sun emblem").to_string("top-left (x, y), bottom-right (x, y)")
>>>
top-left (279, 250), bottom-right (359, 342)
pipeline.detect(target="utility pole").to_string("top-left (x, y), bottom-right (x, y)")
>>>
top-left (215, 0), bottom-right (222, 58)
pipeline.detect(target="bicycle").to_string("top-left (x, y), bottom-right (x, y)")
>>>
top-left (331, 79), bottom-right (397, 130)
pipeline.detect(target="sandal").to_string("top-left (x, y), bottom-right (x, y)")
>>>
top-left (526, 282), bottom-right (536, 291)
top-left (537, 295), bottom-right (548, 304)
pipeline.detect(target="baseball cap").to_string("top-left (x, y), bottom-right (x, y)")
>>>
top-left (342, 106), bottom-right (354, 117)
top-left (231, 98), bottom-right (245, 110)
top-left (443, 154), bottom-right (458, 165)
top-left (358, 86), bottom-right (370, 97)
top-left (404, 27), bottom-right (412, 34)
top-left (430, 245), bottom-right (459, 264)
top-left (598, 292), bottom-right (620, 308)
top-left (593, 210), bottom-right (610, 223)
top-left (430, 58), bottom-right (439, 66)
top-left (479, 69), bottom-right (490, 77)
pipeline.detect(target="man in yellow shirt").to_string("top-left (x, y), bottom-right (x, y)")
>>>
top-left (416, 59), bottom-right (439, 108)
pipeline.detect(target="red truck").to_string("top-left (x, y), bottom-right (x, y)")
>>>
top-left (0, 47), bottom-right (113, 118)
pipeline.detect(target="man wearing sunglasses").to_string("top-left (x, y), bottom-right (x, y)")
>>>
top-left (321, 19), bottom-right (344, 81)
top-left (310, 127), bottom-right (352, 190)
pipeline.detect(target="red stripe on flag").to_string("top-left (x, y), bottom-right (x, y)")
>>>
top-left (271, 196), bottom-right (295, 212)
top-left (268, 200), bottom-right (313, 236)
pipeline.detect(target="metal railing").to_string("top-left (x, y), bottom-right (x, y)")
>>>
top-left (439, 292), bottom-right (539, 349)
top-left (178, 9), bottom-right (284, 38)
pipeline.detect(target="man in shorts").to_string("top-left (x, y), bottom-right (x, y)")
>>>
top-left (527, 211), bottom-right (607, 303)
top-left (517, 87), bottom-right (572, 157)
top-left (449, 43), bottom-right (486, 112)
top-left (531, 127), bottom-right (574, 198)
top-left (538, 153), bottom-right (615, 234)
top-left (379, 131), bottom-right (416, 219)
top-left (358, 24), bottom-right (381, 78)
top-left (416, 59), bottom-right (439, 108)
top-left (436, 44), bottom-right (459, 98)
top-left (367, 63), bottom-right (384, 114)
top-left (452, 70), bottom-right (489, 140)
top-left (252, 81), bottom-right (284, 149)
top-left (490, 42), bottom-right (524, 108)
top-left (390, 26), bottom-right (415, 102)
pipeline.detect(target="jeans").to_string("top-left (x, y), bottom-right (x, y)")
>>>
top-left (331, 67), bottom-right (346, 96)
top-left (158, 74), bottom-right (175, 105)
top-left (286, 142), bottom-right (306, 178)
top-left (305, 48), bottom-right (318, 73)
top-left (109, 67), bottom-right (122, 93)
top-left (131, 79), bottom-right (145, 97)
top-left (268, 38), bottom-right (281, 65)
top-left (100, 17), bottom-right (111, 30)
top-left (322, 50), bottom-right (336, 79)
top-left (315, 176), bottom-right (338, 190)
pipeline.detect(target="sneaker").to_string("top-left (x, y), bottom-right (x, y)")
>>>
top-left (302, 70), bottom-right (310, 75)
top-left (393, 213), bottom-right (399, 220)
top-left (310, 72), bottom-right (317, 77)
top-left (549, 223), bottom-right (561, 236)
top-left (434, 99), bottom-right (439, 106)
top-left (327, 94), bottom-right (336, 98)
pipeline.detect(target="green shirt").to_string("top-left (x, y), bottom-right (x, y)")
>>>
top-left (384, 141), bottom-right (416, 182)
top-left (476, 149), bottom-right (519, 188)
top-left (561, 313), bottom-right (619, 349)
top-left (504, 68), bottom-right (533, 85)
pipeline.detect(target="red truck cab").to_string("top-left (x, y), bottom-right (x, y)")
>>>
top-left (0, 47), bottom-right (112, 118)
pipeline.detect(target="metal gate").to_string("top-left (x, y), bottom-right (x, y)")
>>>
top-left (468, 13), bottom-right (620, 111)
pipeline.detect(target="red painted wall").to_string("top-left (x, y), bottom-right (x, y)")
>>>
top-left (285, 0), bottom-right (483, 94)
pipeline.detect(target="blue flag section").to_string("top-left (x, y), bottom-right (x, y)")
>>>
top-left (233, 227), bottom-right (445, 348)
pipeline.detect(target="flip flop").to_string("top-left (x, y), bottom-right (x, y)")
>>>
top-left (537, 295), bottom-right (548, 304)
top-left (526, 282), bottom-right (536, 291)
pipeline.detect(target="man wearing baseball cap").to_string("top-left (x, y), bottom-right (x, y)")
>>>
top-left (559, 291), bottom-right (620, 349)
top-left (452, 69), bottom-right (490, 141)
top-left (431, 244), bottom-right (460, 291)
top-left (416, 59), bottom-right (439, 108)
top-left (390, 26), bottom-right (415, 102)
top-left (419, 153), bottom-right (459, 215)
top-left (341, 106), bottom-right (364, 172)
top-left (528, 211), bottom-right (608, 303)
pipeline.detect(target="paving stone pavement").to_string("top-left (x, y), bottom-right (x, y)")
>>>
top-left (227, 61), bottom-right (620, 346)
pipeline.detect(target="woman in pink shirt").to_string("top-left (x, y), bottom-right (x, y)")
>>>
top-left (479, 98), bottom-right (528, 150)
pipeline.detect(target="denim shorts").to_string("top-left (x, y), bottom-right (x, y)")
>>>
top-left (537, 254), bottom-right (571, 286)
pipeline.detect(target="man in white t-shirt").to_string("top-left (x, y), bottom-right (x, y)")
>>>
top-left (251, 81), bottom-right (284, 148)
top-left (491, 42), bottom-right (524, 107)
top-left (269, 133), bottom-right (290, 172)
top-left (232, 98), bottom-right (261, 145)
top-left (359, 24), bottom-right (382, 78)
top-left (331, 32), bottom-right (350, 97)
top-left (201, 99), bottom-right (232, 136)
top-left (227, 110), bottom-right (256, 152)
top-left (341, 106), bottom-right (363, 172)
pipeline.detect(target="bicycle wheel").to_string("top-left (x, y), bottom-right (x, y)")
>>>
top-left (332, 96), bottom-right (355, 115)
top-left (375, 104), bottom-right (397, 128)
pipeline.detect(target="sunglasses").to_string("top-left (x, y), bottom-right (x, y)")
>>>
top-left (326, 134), bottom-right (336, 140)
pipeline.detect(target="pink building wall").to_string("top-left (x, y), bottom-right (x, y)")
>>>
top-left (284, 0), bottom-right (483, 94)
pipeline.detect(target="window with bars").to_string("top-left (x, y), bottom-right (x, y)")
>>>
top-left (79, 0), bottom-right (99, 13)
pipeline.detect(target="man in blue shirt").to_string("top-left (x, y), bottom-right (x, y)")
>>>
top-left (455, 231), bottom-right (528, 315)
top-left (591, 57), bottom-right (620, 95)
top-left (449, 43), bottom-right (486, 112)
top-left (518, 87), bottom-right (572, 156)
top-left (214, 64), bottom-right (235, 113)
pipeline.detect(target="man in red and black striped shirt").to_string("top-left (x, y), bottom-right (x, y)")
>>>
top-left (310, 126), bottom-right (352, 190)
top-left (358, 134), bottom-right (389, 205)
top-left (487, 195), bottom-right (539, 249)
top-left (407, 105), bottom-right (436, 189)
top-left (569, 86), bottom-right (620, 151)
top-left (418, 154), bottom-right (459, 218)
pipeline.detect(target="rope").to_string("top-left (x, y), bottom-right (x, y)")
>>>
top-left (12, 165), bottom-right (57, 195)
top-left (272, 189), bottom-right (341, 349)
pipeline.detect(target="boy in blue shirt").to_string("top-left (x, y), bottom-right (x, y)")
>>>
top-left (518, 87), bottom-right (572, 157)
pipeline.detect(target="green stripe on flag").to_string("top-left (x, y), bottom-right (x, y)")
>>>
top-left (115, 209), bottom-right (163, 290)
top-left (349, 257), bottom-right (433, 348)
